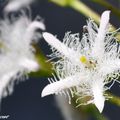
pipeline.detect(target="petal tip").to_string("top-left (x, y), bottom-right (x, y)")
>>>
top-left (42, 32), bottom-right (60, 48)
top-left (102, 10), bottom-right (111, 15)
top-left (101, 10), bottom-right (110, 21)
top-left (94, 97), bottom-right (105, 113)
top-left (41, 85), bottom-right (53, 97)
top-left (42, 32), bottom-right (53, 40)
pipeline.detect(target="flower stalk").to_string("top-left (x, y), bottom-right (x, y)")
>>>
top-left (50, 0), bottom-right (116, 31)
top-left (50, 0), bottom-right (100, 23)
top-left (91, 0), bottom-right (120, 20)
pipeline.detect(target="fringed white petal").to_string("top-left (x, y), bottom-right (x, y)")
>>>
top-left (42, 75), bottom-right (87, 97)
top-left (5, 0), bottom-right (33, 12)
top-left (99, 59), bottom-right (120, 76)
top-left (43, 32), bottom-right (81, 63)
top-left (92, 82), bottom-right (105, 113)
top-left (92, 11), bottom-right (110, 59)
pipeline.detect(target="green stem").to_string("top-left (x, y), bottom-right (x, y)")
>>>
top-left (50, 0), bottom-right (116, 31)
top-left (91, 0), bottom-right (120, 20)
top-left (50, 0), bottom-right (100, 23)
top-left (69, 0), bottom-right (100, 24)
top-left (108, 92), bottom-right (120, 106)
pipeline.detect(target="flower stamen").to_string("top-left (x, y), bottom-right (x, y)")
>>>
top-left (80, 56), bottom-right (96, 68)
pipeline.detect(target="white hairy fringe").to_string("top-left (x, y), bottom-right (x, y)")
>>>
top-left (42, 11), bottom-right (120, 113)
top-left (5, 0), bottom-right (34, 12)
top-left (0, 10), bottom-right (45, 102)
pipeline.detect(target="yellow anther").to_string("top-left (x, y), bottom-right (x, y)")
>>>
top-left (80, 56), bottom-right (96, 69)
top-left (80, 56), bottom-right (88, 64)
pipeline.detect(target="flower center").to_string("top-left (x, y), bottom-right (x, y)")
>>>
top-left (80, 56), bottom-right (96, 69)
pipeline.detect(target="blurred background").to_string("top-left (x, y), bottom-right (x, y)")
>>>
top-left (0, 0), bottom-right (120, 120)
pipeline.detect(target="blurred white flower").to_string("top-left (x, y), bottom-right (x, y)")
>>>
top-left (5, 0), bottom-right (34, 12)
top-left (42, 11), bottom-right (120, 113)
top-left (0, 11), bottom-right (45, 101)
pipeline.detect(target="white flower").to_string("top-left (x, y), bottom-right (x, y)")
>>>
top-left (5, 0), bottom-right (34, 12)
top-left (0, 11), bottom-right (45, 101)
top-left (41, 11), bottom-right (120, 113)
